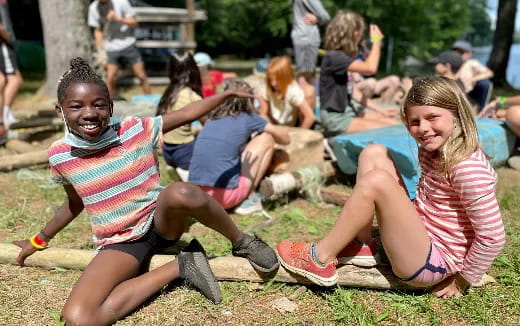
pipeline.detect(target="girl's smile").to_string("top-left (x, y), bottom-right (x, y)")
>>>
top-left (57, 83), bottom-right (112, 141)
top-left (406, 105), bottom-right (456, 152)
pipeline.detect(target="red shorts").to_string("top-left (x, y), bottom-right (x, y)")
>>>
top-left (200, 175), bottom-right (251, 209)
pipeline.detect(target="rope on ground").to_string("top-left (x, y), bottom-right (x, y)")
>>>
top-left (16, 168), bottom-right (59, 189)
top-left (243, 209), bottom-right (274, 233)
top-left (297, 165), bottom-right (324, 201)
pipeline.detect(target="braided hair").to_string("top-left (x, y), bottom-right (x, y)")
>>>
top-left (57, 57), bottom-right (110, 104)
top-left (209, 79), bottom-right (255, 120)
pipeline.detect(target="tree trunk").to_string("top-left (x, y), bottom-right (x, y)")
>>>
top-left (38, 0), bottom-right (92, 98)
top-left (487, 0), bottom-right (517, 89)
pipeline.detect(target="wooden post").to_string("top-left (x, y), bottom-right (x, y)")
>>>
top-left (0, 243), bottom-right (495, 289)
top-left (185, 0), bottom-right (195, 45)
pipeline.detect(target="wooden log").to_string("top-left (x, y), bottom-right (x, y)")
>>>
top-left (0, 243), bottom-right (495, 289)
top-left (9, 117), bottom-right (63, 130)
top-left (5, 139), bottom-right (39, 153)
top-left (320, 187), bottom-right (350, 206)
top-left (260, 161), bottom-right (336, 199)
top-left (0, 150), bottom-right (48, 172)
top-left (268, 127), bottom-right (324, 174)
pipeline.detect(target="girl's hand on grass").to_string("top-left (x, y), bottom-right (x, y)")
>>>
top-left (13, 239), bottom-right (39, 266)
top-left (430, 274), bottom-right (469, 298)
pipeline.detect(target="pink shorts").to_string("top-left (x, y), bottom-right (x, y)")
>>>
top-left (200, 175), bottom-right (251, 209)
top-left (398, 242), bottom-right (450, 287)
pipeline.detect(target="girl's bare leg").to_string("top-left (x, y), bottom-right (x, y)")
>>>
top-left (4, 71), bottom-right (22, 108)
top-left (62, 250), bottom-right (180, 326)
top-left (346, 116), bottom-right (400, 134)
top-left (316, 144), bottom-right (431, 278)
top-left (374, 75), bottom-right (401, 103)
top-left (506, 106), bottom-right (520, 137)
top-left (154, 182), bottom-right (243, 243)
top-left (240, 133), bottom-right (275, 192)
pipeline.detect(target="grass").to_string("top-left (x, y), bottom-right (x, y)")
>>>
top-left (2, 81), bottom-right (519, 325)
top-left (0, 159), bottom-right (519, 325)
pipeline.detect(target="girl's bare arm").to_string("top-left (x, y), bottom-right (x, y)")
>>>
top-left (161, 90), bottom-right (253, 133)
top-left (348, 25), bottom-right (383, 76)
top-left (14, 184), bottom-right (84, 266)
top-left (264, 123), bottom-right (290, 145)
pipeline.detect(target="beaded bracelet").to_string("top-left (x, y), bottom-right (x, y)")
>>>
top-left (498, 96), bottom-right (507, 109)
top-left (29, 234), bottom-right (48, 250)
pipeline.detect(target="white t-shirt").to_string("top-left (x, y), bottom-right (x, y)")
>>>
top-left (88, 0), bottom-right (136, 52)
top-left (456, 59), bottom-right (491, 92)
top-left (261, 81), bottom-right (305, 126)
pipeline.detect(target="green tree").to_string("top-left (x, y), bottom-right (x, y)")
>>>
top-left (325, 0), bottom-right (470, 73)
top-left (195, 0), bottom-right (292, 57)
top-left (466, 0), bottom-right (493, 46)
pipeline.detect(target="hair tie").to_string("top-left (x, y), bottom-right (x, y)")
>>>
top-left (58, 69), bottom-right (72, 84)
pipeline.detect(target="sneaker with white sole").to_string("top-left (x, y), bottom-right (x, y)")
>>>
top-left (234, 192), bottom-right (263, 215)
top-left (336, 239), bottom-right (380, 267)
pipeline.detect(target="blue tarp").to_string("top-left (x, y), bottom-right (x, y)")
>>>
top-left (331, 118), bottom-right (516, 199)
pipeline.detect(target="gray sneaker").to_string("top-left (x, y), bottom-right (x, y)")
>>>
top-left (178, 239), bottom-right (222, 304)
top-left (232, 234), bottom-right (280, 273)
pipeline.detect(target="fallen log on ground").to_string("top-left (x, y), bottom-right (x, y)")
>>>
top-left (320, 186), bottom-right (350, 206)
top-left (260, 161), bottom-right (336, 199)
top-left (0, 243), bottom-right (494, 290)
top-left (0, 150), bottom-right (48, 172)
top-left (9, 117), bottom-right (63, 130)
top-left (5, 139), bottom-right (39, 154)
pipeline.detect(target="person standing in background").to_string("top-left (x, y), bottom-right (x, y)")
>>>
top-left (88, 0), bottom-right (150, 98)
top-left (0, 0), bottom-right (21, 143)
top-left (291, 0), bottom-right (330, 108)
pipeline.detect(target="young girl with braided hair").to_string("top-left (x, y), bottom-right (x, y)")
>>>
top-left (277, 76), bottom-right (505, 298)
top-left (189, 78), bottom-right (290, 214)
top-left (14, 58), bottom-right (280, 325)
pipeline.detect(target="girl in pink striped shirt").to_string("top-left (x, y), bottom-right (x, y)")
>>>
top-left (276, 76), bottom-right (505, 298)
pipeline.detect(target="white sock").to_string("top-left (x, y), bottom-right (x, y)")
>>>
top-left (3, 106), bottom-right (16, 127)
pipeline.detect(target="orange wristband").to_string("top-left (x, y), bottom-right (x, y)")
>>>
top-left (29, 234), bottom-right (48, 250)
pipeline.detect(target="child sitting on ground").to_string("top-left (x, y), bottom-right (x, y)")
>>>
top-left (319, 10), bottom-right (400, 136)
top-left (14, 58), bottom-right (279, 325)
top-left (156, 51), bottom-right (203, 181)
top-left (277, 76), bottom-right (505, 298)
top-left (258, 56), bottom-right (316, 129)
top-left (189, 79), bottom-right (290, 215)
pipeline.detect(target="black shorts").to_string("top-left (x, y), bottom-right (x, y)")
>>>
top-left (0, 43), bottom-right (18, 75)
top-left (101, 224), bottom-right (178, 272)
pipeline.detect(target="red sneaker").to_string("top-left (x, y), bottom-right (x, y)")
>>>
top-left (337, 239), bottom-right (380, 267)
top-left (276, 241), bottom-right (338, 286)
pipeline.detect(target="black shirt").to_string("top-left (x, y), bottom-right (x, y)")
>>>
top-left (319, 50), bottom-right (354, 113)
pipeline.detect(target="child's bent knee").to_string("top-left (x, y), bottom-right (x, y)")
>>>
top-left (163, 182), bottom-right (209, 209)
top-left (361, 144), bottom-right (388, 158)
top-left (62, 305), bottom-right (97, 326)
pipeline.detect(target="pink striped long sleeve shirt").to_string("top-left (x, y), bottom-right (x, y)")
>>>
top-left (414, 148), bottom-right (506, 284)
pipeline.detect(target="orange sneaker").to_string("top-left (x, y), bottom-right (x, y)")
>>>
top-left (276, 241), bottom-right (338, 286)
top-left (337, 239), bottom-right (380, 267)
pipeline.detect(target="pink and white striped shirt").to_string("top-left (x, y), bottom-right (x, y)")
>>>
top-left (414, 147), bottom-right (505, 284)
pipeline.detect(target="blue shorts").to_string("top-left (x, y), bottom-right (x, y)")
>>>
top-left (162, 141), bottom-right (195, 170)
